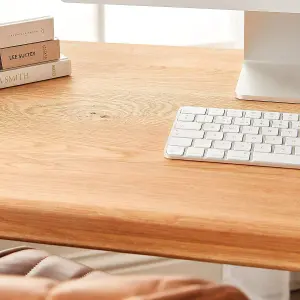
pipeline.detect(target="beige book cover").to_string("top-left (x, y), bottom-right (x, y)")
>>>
top-left (0, 16), bottom-right (54, 49)
top-left (0, 39), bottom-right (60, 70)
top-left (0, 55), bottom-right (71, 89)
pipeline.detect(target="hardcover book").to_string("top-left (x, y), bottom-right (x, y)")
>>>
top-left (0, 39), bottom-right (60, 70)
top-left (0, 55), bottom-right (71, 89)
top-left (0, 16), bottom-right (54, 49)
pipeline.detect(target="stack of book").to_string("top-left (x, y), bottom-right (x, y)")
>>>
top-left (0, 16), bottom-right (71, 89)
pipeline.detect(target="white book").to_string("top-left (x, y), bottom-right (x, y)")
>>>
top-left (0, 55), bottom-right (71, 89)
top-left (0, 16), bottom-right (54, 49)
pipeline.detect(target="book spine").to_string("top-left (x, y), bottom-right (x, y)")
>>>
top-left (0, 57), bottom-right (71, 89)
top-left (0, 39), bottom-right (60, 70)
top-left (0, 17), bottom-right (54, 49)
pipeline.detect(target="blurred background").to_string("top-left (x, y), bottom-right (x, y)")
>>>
top-left (0, 0), bottom-right (244, 48)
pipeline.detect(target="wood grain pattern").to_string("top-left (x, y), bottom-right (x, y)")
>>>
top-left (1, 42), bottom-right (300, 271)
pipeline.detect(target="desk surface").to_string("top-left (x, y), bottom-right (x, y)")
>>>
top-left (1, 42), bottom-right (300, 271)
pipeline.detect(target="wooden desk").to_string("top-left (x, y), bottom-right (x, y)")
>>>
top-left (0, 42), bottom-right (300, 271)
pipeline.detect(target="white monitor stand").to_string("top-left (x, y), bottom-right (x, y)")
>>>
top-left (63, 0), bottom-right (300, 103)
top-left (238, 11), bottom-right (300, 104)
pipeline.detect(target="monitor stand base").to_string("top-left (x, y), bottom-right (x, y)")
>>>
top-left (236, 61), bottom-right (300, 104)
top-left (235, 11), bottom-right (300, 104)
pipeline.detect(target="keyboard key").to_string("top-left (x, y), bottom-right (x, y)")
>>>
top-left (282, 113), bottom-right (298, 121)
top-left (234, 118), bottom-right (251, 126)
top-left (274, 145), bottom-right (292, 155)
top-left (281, 129), bottom-right (298, 138)
top-left (196, 115), bottom-right (214, 123)
top-left (264, 136), bottom-right (283, 145)
top-left (245, 134), bottom-right (263, 143)
top-left (178, 114), bottom-right (195, 122)
top-left (291, 122), bottom-right (300, 129)
top-left (254, 144), bottom-right (272, 153)
top-left (245, 111), bottom-right (262, 119)
top-left (169, 137), bottom-right (192, 147)
top-left (214, 140), bottom-right (232, 150)
top-left (272, 120), bottom-right (289, 129)
top-left (208, 108), bottom-right (225, 116)
top-left (222, 125), bottom-right (240, 133)
top-left (261, 127), bottom-right (279, 136)
top-left (252, 152), bottom-right (300, 167)
top-left (172, 129), bottom-right (204, 139)
top-left (185, 147), bottom-right (205, 158)
top-left (175, 122), bottom-right (202, 130)
top-left (227, 150), bottom-right (250, 161)
top-left (194, 139), bottom-right (212, 148)
top-left (166, 146), bottom-right (185, 156)
top-left (206, 132), bottom-right (224, 140)
top-left (233, 142), bottom-right (252, 151)
top-left (253, 119), bottom-right (270, 127)
top-left (181, 107), bottom-right (206, 115)
top-left (295, 147), bottom-right (300, 156)
top-left (226, 109), bottom-right (243, 117)
top-left (286, 137), bottom-right (300, 146)
top-left (206, 149), bottom-right (225, 159)
top-left (202, 123), bottom-right (221, 132)
top-left (264, 112), bottom-right (280, 120)
top-left (242, 126), bottom-right (259, 135)
top-left (225, 133), bottom-right (243, 142)
top-left (214, 116), bottom-right (232, 125)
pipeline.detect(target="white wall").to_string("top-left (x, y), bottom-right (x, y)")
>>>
top-left (105, 5), bottom-right (235, 46)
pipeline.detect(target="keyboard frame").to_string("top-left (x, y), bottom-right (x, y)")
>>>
top-left (164, 106), bottom-right (300, 169)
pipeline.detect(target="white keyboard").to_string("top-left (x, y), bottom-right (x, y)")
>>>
top-left (165, 106), bottom-right (300, 169)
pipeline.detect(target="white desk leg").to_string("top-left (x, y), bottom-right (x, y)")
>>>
top-left (97, 4), bottom-right (105, 42)
top-left (223, 265), bottom-right (290, 300)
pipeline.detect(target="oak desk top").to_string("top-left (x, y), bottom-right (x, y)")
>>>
top-left (1, 42), bottom-right (300, 271)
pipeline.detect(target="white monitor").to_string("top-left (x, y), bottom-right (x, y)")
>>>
top-left (63, 0), bottom-right (300, 103)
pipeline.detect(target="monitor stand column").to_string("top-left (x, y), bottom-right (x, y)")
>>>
top-left (236, 11), bottom-right (300, 103)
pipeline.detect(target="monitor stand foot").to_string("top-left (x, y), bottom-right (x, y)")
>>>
top-left (236, 61), bottom-right (300, 104)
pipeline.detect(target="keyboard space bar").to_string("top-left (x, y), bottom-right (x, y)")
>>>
top-left (252, 153), bottom-right (300, 167)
